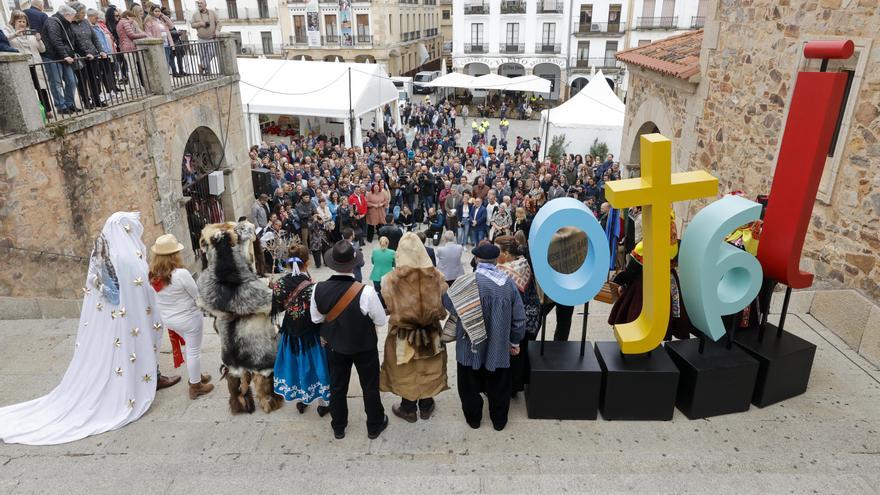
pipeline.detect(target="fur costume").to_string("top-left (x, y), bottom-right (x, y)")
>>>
top-left (197, 221), bottom-right (282, 414)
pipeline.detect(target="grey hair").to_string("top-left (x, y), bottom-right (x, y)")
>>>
top-left (30, 0), bottom-right (44, 8)
top-left (68, 1), bottom-right (86, 13)
top-left (57, 3), bottom-right (76, 15)
top-left (86, 8), bottom-right (101, 17)
top-left (443, 230), bottom-right (455, 243)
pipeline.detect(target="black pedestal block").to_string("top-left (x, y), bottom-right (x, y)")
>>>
top-left (665, 338), bottom-right (760, 419)
top-left (525, 341), bottom-right (602, 420)
top-left (734, 324), bottom-right (817, 407)
top-left (594, 341), bottom-right (680, 421)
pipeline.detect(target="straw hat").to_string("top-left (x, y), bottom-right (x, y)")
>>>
top-left (151, 234), bottom-right (184, 255)
top-left (395, 232), bottom-right (433, 269)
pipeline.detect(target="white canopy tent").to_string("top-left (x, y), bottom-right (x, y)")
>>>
top-left (425, 71), bottom-right (477, 89)
top-left (502, 75), bottom-right (551, 93)
top-left (539, 70), bottom-right (625, 160)
top-left (424, 72), bottom-right (551, 93)
top-left (238, 58), bottom-right (400, 148)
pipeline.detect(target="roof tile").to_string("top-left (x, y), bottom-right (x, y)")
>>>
top-left (616, 30), bottom-right (703, 80)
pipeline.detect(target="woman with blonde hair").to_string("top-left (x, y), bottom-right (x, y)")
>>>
top-left (149, 234), bottom-right (214, 399)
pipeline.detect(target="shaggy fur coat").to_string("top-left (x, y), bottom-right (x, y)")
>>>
top-left (197, 221), bottom-right (277, 376)
top-left (379, 266), bottom-right (450, 401)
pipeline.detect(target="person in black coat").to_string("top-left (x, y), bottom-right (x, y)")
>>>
top-left (69, 3), bottom-right (106, 109)
top-left (42, 6), bottom-right (79, 113)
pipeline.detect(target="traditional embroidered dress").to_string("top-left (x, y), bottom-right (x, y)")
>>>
top-left (270, 272), bottom-right (330, 405)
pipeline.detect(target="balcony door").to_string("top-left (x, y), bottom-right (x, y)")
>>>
top-left (294, 15), bottom-right (306, 41)
top-left (641, 0), bottom-right (654, 24)
top-left (257, 0), bottom-right (269, 18)
top-left (505, 22), bottom-right (519, 52)
top-left (226, 0), bottom-right (238, 19)
top-left (660, 0), bottom-right (675, 23)
top-left (356, 14), bottom-right (369, 39)
top-left (541, 23), bottom-right (555, 52)
top-left (471, 23), bottom-right (484, 45)
top-left (577, 40), bottom-right (589, 67)
top-left (261, 32), bottom-right (273, 54)
top-left (325, 14), bottom-right (337, 38)
top-left (579, 4), bottom-right (593, 29)
top-left (604, 40), bottom-right (617, 66)
top-left (608, 4), bottom-right (621, 31)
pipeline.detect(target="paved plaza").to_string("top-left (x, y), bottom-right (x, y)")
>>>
top-left (1, 241), bottom-right (879, 494)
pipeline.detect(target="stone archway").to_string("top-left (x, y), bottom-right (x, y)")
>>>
top-left (463, 62), bottom-right (490, 76)
top-left (180, 126), bottom-right (228, 262)
top-left (533, 62), bottom-right (562, 99)
top-left (355, 54), bottom-right (376, 63)
top-left (498, 63), bottom-right (525, 77)
top-left (324, 54), bottom-right (345, 62)
top-left (570, 75), bottom-right (589, 95)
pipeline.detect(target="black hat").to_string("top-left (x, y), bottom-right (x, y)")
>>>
top-left (324, 240), bottom-right (364, 272)
top-left (471, 243), bottom-right (500, 261)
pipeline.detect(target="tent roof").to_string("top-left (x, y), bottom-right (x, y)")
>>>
top-left (470, 73), bottom-right (514, 89)
top-left (504, 75), bottom-right (551, 93)
top-left (237, 58), bottom-right (399, 119)
top-left (426, 72), bottom-right (477, 88)
top-left (543, 71), bottom-right (625, 128)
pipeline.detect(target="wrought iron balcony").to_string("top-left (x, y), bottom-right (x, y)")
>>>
top-left (464, 43), bottom-right (488, 54)
top-left (691, 16), bottom-right (705, 28)
top-left (500, 43), bottom-right (524, 54)
top-left (425, 28), bottom-right (439, 37)
top-left (464, 2), bottom-right (489, 14)
top-left (635, 16), bottom-right (678, 29)
top-left (287, 33), bottom-right (308, 46)
top-left (322, 34), bottom-right (340, 46)
top-left (355, 34), bottom-right (373, 46)
top-left (537, 0), bottom-right (563, 13)
top-left (535, 43), bottom-right (561, 54)
top-left (574, 57), bottom-right (623, 70)
top-left (500, 0), bottom-right (525, 13)
top-left (573, 21), bottom-right (625, 35)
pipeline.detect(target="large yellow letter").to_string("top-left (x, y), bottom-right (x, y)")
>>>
top-left (604, 134), bottom-right (717, 354)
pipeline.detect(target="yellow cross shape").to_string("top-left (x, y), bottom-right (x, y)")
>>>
top-left (605, 134), bottom-right (718, 354)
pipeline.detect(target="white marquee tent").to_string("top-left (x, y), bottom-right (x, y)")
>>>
top-left (425, 72), bottom-right (551, 93)
top-left (238, 58), bottom-right (400, 148)
top-left (539, 71), bottom-right (625, 160)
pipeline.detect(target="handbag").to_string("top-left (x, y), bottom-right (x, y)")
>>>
top-left (594, 278), bottom-right (620, 305)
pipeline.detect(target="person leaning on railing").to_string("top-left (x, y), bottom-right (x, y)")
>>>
top-left (41, 4), bottom-right (79, 114)
top-left (68, 2), bottom-right (107, 109)
top-left (3, 10), bottom-right (53, 119)
top-left (144, 4), bottom-right (179, 77)
top-left (116, 10), bottom-right (148, 86)
top-left (190, 0), bottom-right (220, 75)
top-left (87, 9), bottom-right (121, 98)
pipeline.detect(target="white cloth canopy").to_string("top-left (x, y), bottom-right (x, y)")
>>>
top-left (426, 72), bottom-right (477, 88)
top-left (540, 71), bottom-right (625, 159)
top-left (0, 212), bottom-right (160, 445)
top-left (503, 75), bottom-right (551, 93)
top-left (469, 73), bottom-right (514, 89)
top-left (425, 72), bottom-right (551, 93)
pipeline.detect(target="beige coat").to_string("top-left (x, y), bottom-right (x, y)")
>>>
top-left (380, 266), bottom-right (449, 401)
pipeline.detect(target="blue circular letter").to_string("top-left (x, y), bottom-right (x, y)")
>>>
top-left (528, 198), bottom-right (611, 306)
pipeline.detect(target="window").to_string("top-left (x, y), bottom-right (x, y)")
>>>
top-left (638, 39), bottom-right (651, 46)
top-left (577, 41), bottom-right (590, 60)
top-left (257, 0), bottom-right (269, 18)
top-left (604, 41), bottom-right (618, 64)
top-left (390, 14), bottom-right (393, 33)
top-left (294, 15), bottom-right (306, 38)
top-left (470, 23), bottom-right (484, 44)
top-left (230, 31), bottom-right (242, 52)
top-left (505, 23), bottom-right (519, 44)
top-left (660, 0), bottom-right (675, 19)
top-left (325, 14), bottom-right (337, 35)
top-left (261, 32), bottom-right (273, 54)
top-left (827, 70), bottom-right (855, 157)
top-left (356, 14), bottom-right (369, 37)
top-left (609, 4), bottom-right (621, 26)
top-left (641, 0), bottom-right (654, 18)
top-left (541, 23), bottom-right (555, 45)
top-left (226, 0), bottom-right (238, 19)
top-left (173, 0), bottom-right (183, 20)
top-left (579, 5), bottom-right (592, 25)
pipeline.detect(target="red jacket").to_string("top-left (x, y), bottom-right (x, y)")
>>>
top-left (349, 193), bottom-right (367, 216)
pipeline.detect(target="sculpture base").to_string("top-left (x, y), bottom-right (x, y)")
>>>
top-left (665, 338), bottom-right (760, 419)
top-left (734, 324), bottom-right (817, 407)
top-left (594, 341), bottom-right (679, 421)
top-left (525, 341), bottom-right (602, 420)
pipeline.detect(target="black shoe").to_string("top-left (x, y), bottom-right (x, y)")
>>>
top-left (316, 405), bottom-right (330, 417)
top-left (296, 402), bottom-right (306, 414)
top-left (466, 418), bottom-right (481, 429)
top-left (333, 428), bottom-right (345, 440)
top-left (419, 402), bottom-right (435, 421)
top-left (367, 415), bottom-right (389, 439)
top-left (492, 421), bottom-right (507, 431)
top-left (59, 107), bottom-right (74, 115)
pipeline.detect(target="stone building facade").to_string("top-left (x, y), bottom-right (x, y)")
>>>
top-left (0, 36), bottom-right (251, 301)
top-left (615, 1), bottom-right (880, 362)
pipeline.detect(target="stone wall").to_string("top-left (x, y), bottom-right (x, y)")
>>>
top-left (0, 82), bottom-right (251, 299)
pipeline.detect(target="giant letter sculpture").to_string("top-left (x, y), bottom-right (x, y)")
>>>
top-left (678, 195), bottom-right (764, 341)
top-left (604, 134), bottom-right (717, 354)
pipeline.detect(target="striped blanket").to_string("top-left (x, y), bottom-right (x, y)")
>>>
top-left (447, 272), bottom-right (486, 351)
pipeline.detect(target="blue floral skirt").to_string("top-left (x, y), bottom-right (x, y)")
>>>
top-left (273, 330), bottom-right (331, 405)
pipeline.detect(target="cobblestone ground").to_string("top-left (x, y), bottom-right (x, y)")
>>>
top-left (1, 243), bottom-right (880, 494)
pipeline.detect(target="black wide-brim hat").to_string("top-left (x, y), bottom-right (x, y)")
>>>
top-left (324, 240), bottom-right (364, 272)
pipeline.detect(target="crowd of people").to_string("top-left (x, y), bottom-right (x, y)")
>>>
top-left (0, 0), bottom-right (221, 119)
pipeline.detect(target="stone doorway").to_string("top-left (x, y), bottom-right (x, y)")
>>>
top-left (181, 126), bottom-right (227, 264)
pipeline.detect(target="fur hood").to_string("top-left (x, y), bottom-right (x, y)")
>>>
top-left (382, 267), bottom-right (447, 330)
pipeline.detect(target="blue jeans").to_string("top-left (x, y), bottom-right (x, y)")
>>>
top-left (471, 226), bottom-right (486, 245)
top-left (46, 59), bottom-right (76, 111)
top-left (458, 222), bottom-right (471, 245)
top-left (421, 195), bottom-right (434, 212)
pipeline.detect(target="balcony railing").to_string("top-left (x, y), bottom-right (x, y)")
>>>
top-left (535, 43), bottom-right (561, 54)
top-left (500, 0), bottom-right (525, 13)
top-left (464, 43), bottom-right (488, 54)
top-left (215, 6), bottom-right (278, 21)
top-left (691, 15), bottom-right (705, 28)
top-left (574, 57), bottom-right (623, 70)
top-left (424, 0), bottom-right (437, 4)
top-left (464, 2), bottom-right (488, 14)
top-left (636, 16), bottom-right (678, 29)
top-left (322, 34), bottom-right (341, 46)
top-left (425, 28), bottom-right (439, 37)
top-left (398, 0), bottom-right (418, 3)
top-left (573, 21), bottom-right (625, 35)
top-left (355, 34), bottom-right (373, 45)
top-left (537, 1), bottom-right (563, 13)
top-left (500, 43), bottom-right (524, 54)
top-left (403, 31), bottom-right (421, 41)
top-left (288, 33), bottom-right (308, 46)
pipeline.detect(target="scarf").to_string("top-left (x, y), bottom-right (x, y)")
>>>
top-left (476, 263), bottom-right (508, 286)
top-left (447, 272), bottom-right (486, 352)
top-left (150, 277), bottom-right (185, 368)
top-left (498, 258), bottom-right (531, 294)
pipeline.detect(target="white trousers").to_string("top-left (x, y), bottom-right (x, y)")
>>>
top-left (167, 313), bottom-right (204, 384)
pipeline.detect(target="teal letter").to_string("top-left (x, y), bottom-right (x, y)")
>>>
top-left (679, 195), bottom-right (764, 341)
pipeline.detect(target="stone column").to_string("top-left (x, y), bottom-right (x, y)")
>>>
top-left (0, 53), bottom-right (43, 134)
top-left (134, 38), bottom-right (172, 95)
top-left (217, 33), bottom-right (239, 77)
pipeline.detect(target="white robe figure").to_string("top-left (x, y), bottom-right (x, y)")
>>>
top-left (0, 212), bottom-right (161, 445)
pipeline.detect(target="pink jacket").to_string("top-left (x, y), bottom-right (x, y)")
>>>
top-left (144, 14), bottom-right (175, 47)
top-left (117, 18), bottom-right (148, 52)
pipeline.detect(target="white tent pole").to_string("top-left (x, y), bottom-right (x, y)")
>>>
top-left (354, 115), bottom-right (363, 149)
top-left (541, 106), bottom-right (550, 161)
top-left (343, 119), bottom-right (352, 149)
top-left (348, 67), bottom-right (355, 149)
top-left (392, 100), bottom-right (402, 131)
